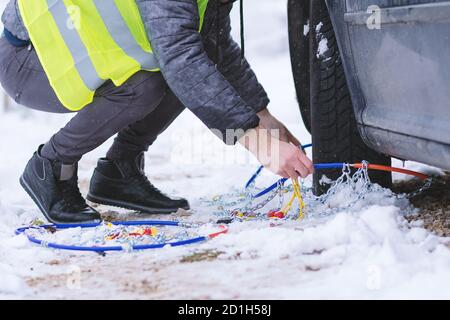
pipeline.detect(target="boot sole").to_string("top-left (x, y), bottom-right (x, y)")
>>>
top-left (86, 193), bottom-right (188, 214)
top-left (20, 175), bottom-right (101, 225)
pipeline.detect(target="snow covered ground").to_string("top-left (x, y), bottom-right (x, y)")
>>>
top-left (0, 0), bottom-right (449, 300)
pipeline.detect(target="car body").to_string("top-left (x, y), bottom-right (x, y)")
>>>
top-left (325, 0), bottom-right (450, 170)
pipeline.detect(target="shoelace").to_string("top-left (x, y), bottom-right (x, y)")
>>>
top-left (132, 174), bottom-right (171, 200)
top-left (58, 180), bottom-right (87, 210)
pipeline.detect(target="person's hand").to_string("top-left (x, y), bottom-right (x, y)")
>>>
top-left (257, 109), bottom-right (300, 146)
top-left (239, 125), bottom-right (314, 179)
top-left (275, 140), bottom-right (314, 179)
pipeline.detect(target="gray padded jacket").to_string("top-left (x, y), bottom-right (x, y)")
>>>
top-left (1, 0), bottom-right (269, 144)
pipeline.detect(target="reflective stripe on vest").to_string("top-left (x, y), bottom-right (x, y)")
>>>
top-left (18, 0), bottom-right (209, 111)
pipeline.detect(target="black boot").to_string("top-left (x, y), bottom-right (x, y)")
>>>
top-left (87, 153), bottom-right (189, 214)
top-left (20, 146), bottom-right (101, 224)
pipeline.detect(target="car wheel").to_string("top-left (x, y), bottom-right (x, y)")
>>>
top-left (288, 0), bottom-right (311, 133)
top-left (288, 0), bottom-right (392, 194)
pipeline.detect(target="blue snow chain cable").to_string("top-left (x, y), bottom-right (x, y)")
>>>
top-left (250, 162), bottom-right (346, 198)
top-left (245, 144), bottom-right (349, 199)
top-left (15, 220), bottom-right (228, 252)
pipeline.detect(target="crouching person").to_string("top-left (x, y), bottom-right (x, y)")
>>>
top-left (0, 0), bottom-right (313, 223)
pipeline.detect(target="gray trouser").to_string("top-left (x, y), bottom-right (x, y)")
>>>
top-left (0, 36), bottom-right (185, 163)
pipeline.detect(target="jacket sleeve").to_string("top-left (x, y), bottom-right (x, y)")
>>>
top-left (216, 5), bottom-right (270, 113)
top-left (136, 0), bottom-right (259, 145)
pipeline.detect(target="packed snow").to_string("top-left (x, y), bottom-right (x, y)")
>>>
top-left (303, 20), bottom-right (310, 36)
top-left (317, 38), bottom-right (329, 58)
top-left (315, 21), bottom-right (329, 59)
top-left (0, 0), bottom-right (449, 299)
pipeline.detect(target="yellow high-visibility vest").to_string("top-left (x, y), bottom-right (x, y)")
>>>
top-left (18, 0), bottom-right (209, 111)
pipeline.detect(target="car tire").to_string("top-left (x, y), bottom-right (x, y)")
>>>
top-left (288, 0), bottom-right (392, 194)
top-left (287, 0), bottom-right (311, 133)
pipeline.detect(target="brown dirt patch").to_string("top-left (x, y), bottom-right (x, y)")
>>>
top-left (393, 173), bottom-right (450, 237)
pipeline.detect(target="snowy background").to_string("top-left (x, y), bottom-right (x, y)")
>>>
top-left (0, 0), bottom-right (449, 299)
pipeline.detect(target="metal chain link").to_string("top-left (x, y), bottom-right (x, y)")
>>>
top-left (203, 161), bottom-right (434, 221)
top-left (405, 177), bottom-right (433, 199)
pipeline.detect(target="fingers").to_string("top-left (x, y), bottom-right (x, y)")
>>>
top-left (265, 139), bottom-right (315, 179)
top-left (290, 142), bottom-right (314, 175)
top-left (294, 164), bottom-right (309, 178)
top-left (284, 144), bottom-right (311, 179)
top-left (286, 168), bottom-right (300, 181)
top-left (298, 152), bottom-right (314, 175)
